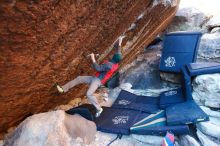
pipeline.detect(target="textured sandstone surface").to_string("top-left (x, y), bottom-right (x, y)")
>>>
top-left (0, 0), bottom-right (179, 134)
top-left (4, 111), bottom-right (97, 146)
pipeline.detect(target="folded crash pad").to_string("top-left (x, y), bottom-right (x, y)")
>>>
top-left (95, 107), bottom-right (141, 135)
top-left (130, 111), bottom-right (189, 135)
top-left (159, 88), bottom-right (185, 109)
top-left (112, 90), bottom-right (160, 113)
top-left (159, 32), bottom-right (202, 72)
top-left (186, 62), bottom-right (220, 76)
top-left (66, 104), bottom-right (96, 121)
top-left (166, 100), bottom-right (209, 126)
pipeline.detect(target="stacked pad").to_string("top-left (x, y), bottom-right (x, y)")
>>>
top-left (112, 90), bottom-right (160, 114)
top-left (159, 88), bottom-right (185, 109)
top-left (130, 110), bottom-right (189, 135)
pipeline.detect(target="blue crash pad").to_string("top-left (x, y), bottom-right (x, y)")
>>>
top-left (181, 65), bottom-right (193, 100)
top-left (186, 62), bottom-right (220, 76)
top-left (131, 125), bottom-right (189, 136)
top-left (95, 107), bottom-right (141, 135)
top-left (166, 100), bottom-right (209, 126)
top-left (112, 90), bottom-right (160, 113)
top-left (130, 110), bottom-right (189, 135)
top-left (159, 88), bottom-right (185, 109)
top-left (159, 32), bottom-right (202, 72)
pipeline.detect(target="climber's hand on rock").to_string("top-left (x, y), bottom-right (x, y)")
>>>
top-left (119, 35), bottom-right (126, 46)
top-left (89, 53), bottom-right (96, 63)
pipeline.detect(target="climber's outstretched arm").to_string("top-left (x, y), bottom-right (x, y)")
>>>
top-left (90, 53), bottom-right (111, 72)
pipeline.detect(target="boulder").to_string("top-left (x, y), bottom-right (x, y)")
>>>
top-left (200, 106), bottom-right (220, 118)
top-left (165, 7), bottom-right (209, 33)
top-left (4, 110), bottom-right (96, 146)
top-left (192, 74), bottom-right (220, 108)
top-left (131, 134), bottom-right (163, 146)
top-left (197, 129), bottom-right (220, 146)
top-left (197, 31), bottom-right (220, 62)
top-left (90, 132), bottom-right (148, 146)
top-left (206, 13), bottom-right (220, 31)
top-left (0, 0), bottom-right (180, 134)
top-left (178, 135), bottom-right (200, 146)
top-left (197, 117), bottom-right (220, 139)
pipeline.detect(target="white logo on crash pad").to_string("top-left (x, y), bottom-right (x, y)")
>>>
top-left (118, 100), bottom-right (131, 105)
top-left (112, 116), bottom-right (129, 125)
top-left (164, 56), bottom-right (176, 67)
top-left (165, 90), bottom-right (177, 96)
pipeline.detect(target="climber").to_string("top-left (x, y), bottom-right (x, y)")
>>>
top-left (56, 36), bottom-right (125, 117)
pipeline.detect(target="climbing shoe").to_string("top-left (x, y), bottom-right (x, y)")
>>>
top-left (95, 108), bottom-right (103, 117)
top-left (56, 84), bottom-right (64, 93)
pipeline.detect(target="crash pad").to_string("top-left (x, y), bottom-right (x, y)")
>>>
top-left (166, 100), bottom-right (209, 126)
top-left (95, 107), bottom-right (141, 135)
top-left (159, 88), bottom-right (185, 109)
top-left (186, 62), bottom-right (220, 76)
top-left (130, 110), bottom-right (189, 135)
top-left (159, 32), bottom-right (202, 72)
top-left (112, 90), bottom-right (160, 113)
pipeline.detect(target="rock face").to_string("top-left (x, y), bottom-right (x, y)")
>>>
top-left (4, 110), bottom-right (97, 146)
top-left (0, 0), bottom-right (179, 134)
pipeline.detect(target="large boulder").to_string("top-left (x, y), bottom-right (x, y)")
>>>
top-left (206, 13), bottom-right (220, 32)
top-left (4, 110), bottom-right (96, 146)
top-left (165, 7), bottom-right (209, 33)
top-left (197, 117), bottom-right (220, 139)
top-left (197, 31), bottom-right (220, 62)
top-left (0, 0), bottom-right (179, 134)
top-left (177, 135), bottom-right (200, 146)
top-left (192, 74), bottom-right (220, 108)
top-left (197, 129), bottom-right (220, 146)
